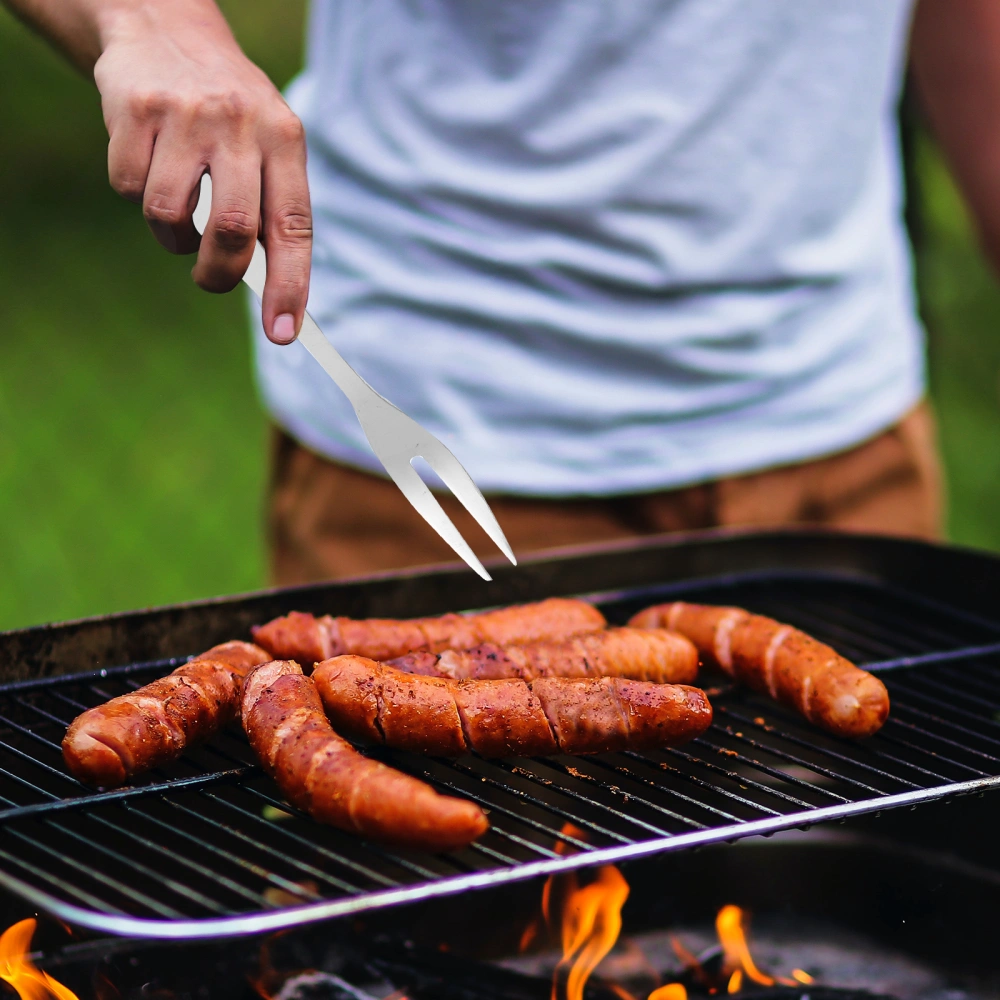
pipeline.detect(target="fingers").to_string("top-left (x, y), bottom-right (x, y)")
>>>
top-left (191, 152), bottom-right (262, 294)
top-left (259, 114), bottom-right (312, 345)
top-left (140, 121), bottom-right (205, 256)
top-left (107, 115), bottom-right (155, 207)
top-left (97, 44), bottom-right (309, 332)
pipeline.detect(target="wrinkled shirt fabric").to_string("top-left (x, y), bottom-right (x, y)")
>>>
top-left (252, 0), bottom-right (923, 496)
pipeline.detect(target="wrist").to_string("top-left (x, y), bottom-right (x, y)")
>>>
top-left (93, 0), bottom-right (236, 56)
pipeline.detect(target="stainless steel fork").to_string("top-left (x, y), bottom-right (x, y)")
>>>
top-left (193, 175), bottom-right (515, 580)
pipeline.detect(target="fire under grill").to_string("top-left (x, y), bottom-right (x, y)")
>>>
top-left (2, 547), bottom-right (1000, 940)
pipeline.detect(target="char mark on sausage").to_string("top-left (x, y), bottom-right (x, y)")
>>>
top-left (628, 601), bottom-right (889, 739)
top-left (313, 656), bottom-right (712, 758)
top-left (389, 628), bottom-right (698, 684)
top-left (242, 660), bottom-right (489, 851)
top-left (251, 597), bottom-right (607, 666)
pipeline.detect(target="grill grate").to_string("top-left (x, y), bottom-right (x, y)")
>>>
top-left (3, 571), bottom-right (1000, 939)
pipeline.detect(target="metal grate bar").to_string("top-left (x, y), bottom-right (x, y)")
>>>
top-left (936, 662), bottom-right (1000, 697)
top-left (572, 755), bottom-right (743, 825)
top-left (702, 727), bottom-right (851, 803)
top-left (13, 686), bottom-right (444, 897)
top-left (659, 748), bottom-right (785, 816)
top-left (0, 724), bottom-right (269, 915)
top-left (188, 793), bottom-right (364, 898)
top-left (473, 825), bottom-right (566, 859)
top-left (686, 733), bottom-right (842, 807)
top-left (522, 757), bottom-right (713, 830)
top-left (883, 674), bottom-right (1000, 726)
top-left (488, 758), bottom-right (677, 839)
top-left (888, 699), bottom-right (1000, 753)
top-left (236, 783), bottom-right (445, 883)
top-left (863, 643), bottom-right (1000, 672)
top-left (419, 765), bottom-right (609, 848)
top-left (884, 712), bottom-right (1000, 764)
top-left (723, 708), bottom-right (949, 795)
top-left (0, 842), bottom-right (128, 915)
top-left (199, 790), bottom-right (401, 891)
top-left (116, 804), bottom-right (282, 909)
top-left (708, 706), bottom-right (906, 790)
top-left (0, 570), bottom-right (999, 938)
top-left (441, 758), bottom-right (633, 844)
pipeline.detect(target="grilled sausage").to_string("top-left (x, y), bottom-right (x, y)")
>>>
top-left (251, 597), bottom-right (607, 666)
top-left (628, 602), bottom-right (889, 739)
top-left (242, 660), bottom-right (489, 851)
top-left (389, 628), bottom-right (699, 685)
top-left (62, 641), bottom-right (272, 787)
top-left (313, 656), bottom-right (713, 757)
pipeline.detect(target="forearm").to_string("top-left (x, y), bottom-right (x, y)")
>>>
top-left (910, 0), bottom-right (1000, 270)
top-left (2, 0), bottom-right (234, 76)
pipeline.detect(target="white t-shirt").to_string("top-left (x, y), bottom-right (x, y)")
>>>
top-left (252, 0), bottom-right (924, 496)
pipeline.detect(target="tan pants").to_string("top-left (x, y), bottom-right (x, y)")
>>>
top-left (267, 403), bottom-right (944, 586)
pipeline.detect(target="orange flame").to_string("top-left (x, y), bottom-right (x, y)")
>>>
top-left (519, 823), bottom-right (587, 955)
top-left (608, 986), bottom-right (639, 1000)
top-left (648, 986), bottom-right (687, 1000)
top-left (551, 864), bottom-right (630, 1000)
top-left (715, 905), bottom-right (774, 986)
top-left (522, 837), bottom-right (815, 999)
top-left (0, 919), bottom-right (80, 1000)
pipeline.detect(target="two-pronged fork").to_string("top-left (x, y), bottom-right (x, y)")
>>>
top-left (192, 175), bottom-right (515, 580)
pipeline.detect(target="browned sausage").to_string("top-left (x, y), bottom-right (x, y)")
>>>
top-left (241, 660), bottom-right (489, 851)
top-left (251, 597), bottom-right (607, 666)
top-left (62, 641), bottom-right (272, 787)
top-left (313, 656), bottom-right (713, 757)
top-left (628, 602), bottom-right (889, 738)
top-left (389, 628), bottom-right (698, 684)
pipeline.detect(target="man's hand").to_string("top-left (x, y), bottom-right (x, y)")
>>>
top-left (5, 0), bottom-right (310, 344)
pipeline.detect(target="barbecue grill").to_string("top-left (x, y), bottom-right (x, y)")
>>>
top-left (2, 528), bottom-right (1000, 942)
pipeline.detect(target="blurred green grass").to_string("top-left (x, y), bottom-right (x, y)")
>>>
top-left (1, 4), bottom-right (999, 631)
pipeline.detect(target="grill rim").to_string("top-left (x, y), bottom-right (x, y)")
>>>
top-left (5, 527), bottom-right (1000, 680)
top-left (2, 774), bottom-right (995, 941)
top-left (4, 530), bottom-right (1000, 940)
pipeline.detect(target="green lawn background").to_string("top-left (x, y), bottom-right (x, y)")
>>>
top-left (1, 4), bottom-right (998, 632)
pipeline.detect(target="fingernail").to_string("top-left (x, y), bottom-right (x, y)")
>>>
top-left (271, 313), bottom-right (297, 344)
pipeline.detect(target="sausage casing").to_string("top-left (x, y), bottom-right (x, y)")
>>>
top-left (241, 660), bottom-right (489, 851)
top-left (62, 641), bottom-right (272, 787)
top-left (313, 656), bottom-right (712, 757)
top-left (390, 628), bottom-right (698, 684)
top-left (251, 597), bottom-right (607, 666)
top-left (629, 601), bottom-right (889, 738)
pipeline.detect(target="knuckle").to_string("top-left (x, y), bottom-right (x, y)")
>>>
top-left (199, 90), bottom-right (251, 125)
top-left (270, 205), bottom-right (312, 243)
top-left (110, 171), bottom-right (144, 203)
top-left (211, 208), bottom-right (257, 251)
top-left (269, 112), bottom-right (305, 147)
top-left (128, 89), bottom-right (170, 120)
top-left (144, 196), bottom-right (187, 229)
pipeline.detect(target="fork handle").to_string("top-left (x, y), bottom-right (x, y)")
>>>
top-left (295, 314), bottom-right (373, 409)
top-left (193, 176), bottom-right (372, 407)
